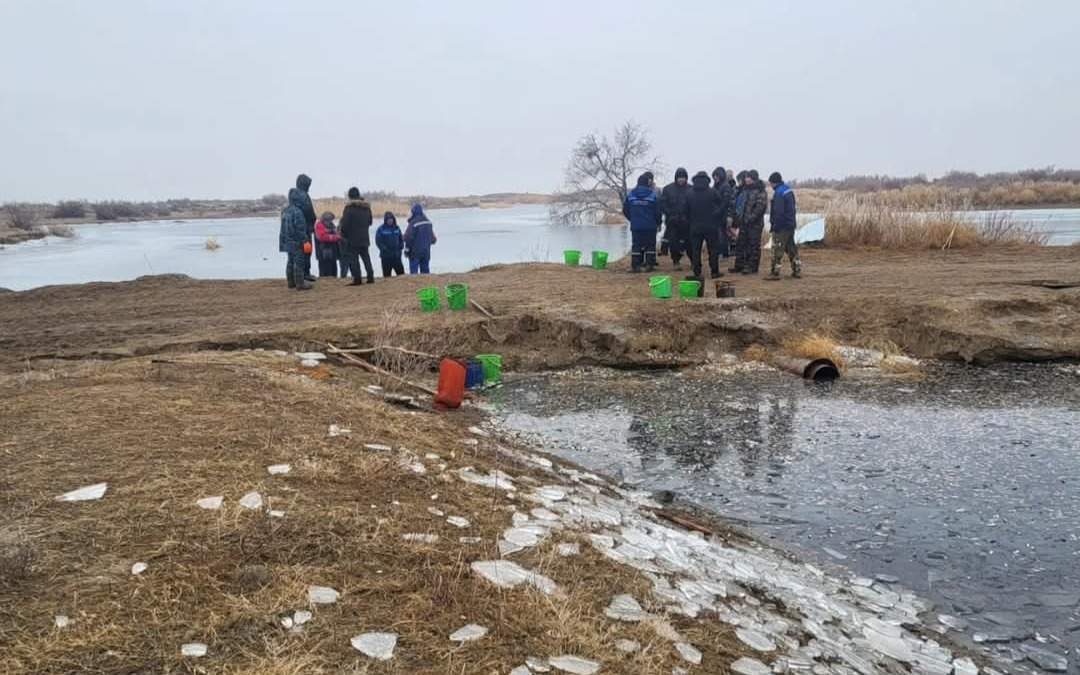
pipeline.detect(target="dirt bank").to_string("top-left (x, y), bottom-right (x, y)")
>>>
top-left (1, 248), bottom-right (1078, 374)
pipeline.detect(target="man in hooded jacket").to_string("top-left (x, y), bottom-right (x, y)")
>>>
top-left (295, 174), bottom-right (317, 282)
top-left (684, 171), bottom-right (730, 279)
top-left (734, 169), bottom-right (768, 274)
top-left (711, 166), bottom-right (735, 260)
top-left (278, 188), bottom-right (312, 290)
top-left (338, 187), bottom-right (375, 284)
top-left (622, 173), bottom-right (662, 272)
top-left (660, 168), bottom-right (692, 268)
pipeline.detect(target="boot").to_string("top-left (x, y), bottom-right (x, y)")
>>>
top-left (366, 276), bottom-right (375, 284)
top-left (304, 274), bottom-right (317, 282)
top-left (710, 271), bottom-right (724, 280)
top-left (296, 280), bottom-right (313, 291)
top-left (792, 269), bottom-right (802, 279)
top-left (766, 270), bottom-right (781, 281)
top-left (728, 265), bottom-right (741, 273)
top-left (286, 266), bottom-right (296, 289)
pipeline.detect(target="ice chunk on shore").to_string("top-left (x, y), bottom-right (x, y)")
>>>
top-left (307, 585), bottom-right (339, 605)
top-left (196, 496), bottom-right (223, 510)
top-left (449, 623), bottom-right (488, 642)
top-left (731, 657), bottom-right (771, 675)
top-left (351, 632), bottom-right (397, 660)
top-left (471, 560), bottom-right (558, 594)
top-left (131, 562), bottom-right (148, 576)
top-left (181, 643), bottom-right (207, 657)
top-left (239, 491), bottom-right (263, 510)
top-left (447, 516), bottom-right (471, 528)
top-left (267, 464), bottom-right (291, 475)
top-left (605, 594), bottom-right (647, 622)
top-left (736, 628), bottom-right (777, 652)
top-left (548, 655), bottom-right (601, 674)
top-left (56, 482), bottom-right (108, 502)
top-left (675, 642), bottom-right (703, 665)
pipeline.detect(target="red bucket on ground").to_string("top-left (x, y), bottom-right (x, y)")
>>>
top-left (434, 358), bottom-right (466, 409)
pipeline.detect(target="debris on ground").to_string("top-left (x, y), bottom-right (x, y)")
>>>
top-left (55, 482), bottom-right (107, 502)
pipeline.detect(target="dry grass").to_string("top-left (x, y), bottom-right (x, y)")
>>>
top-left (314, 197), bottom-right (410, 223)
top-left (0, 354), bottom-right (751, 673)
top-left (824, 196), bottom-right (1049, 249)
top-left (780, 332), bottom-right (844, 369)
top-left (741, 344), bottom-right (769, 363)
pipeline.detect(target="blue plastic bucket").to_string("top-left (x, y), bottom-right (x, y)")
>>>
top-left (465, 361), bottom-right (485, 389)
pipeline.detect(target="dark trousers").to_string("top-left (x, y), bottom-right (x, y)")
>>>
top-left (409, 255), bottom-right (431, 274)
top-left (667, 221), bottom-right (689, 264)
top-left (381, 255), bottom-right (405, 277)
top-left (340, 245), bottom-right (375, 282)
top-left (317, 255), bottom-right (337, 278)
top-left (735, 221), bottom-right (764, 272)
top-left (630, 229), bottom-right (658, 271)
top-left (690, 229), bottom-right (721, 278)
top-left (285, 250), bottom-right (306, 288)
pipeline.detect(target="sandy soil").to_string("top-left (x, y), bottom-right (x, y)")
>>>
top-left (1, 247), bottom-right (1078, 375)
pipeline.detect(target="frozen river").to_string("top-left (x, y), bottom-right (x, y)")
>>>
top-left (492, 364), bottom-right (1080, 671)
top-left (1, 205), bottom-right (1078, 291)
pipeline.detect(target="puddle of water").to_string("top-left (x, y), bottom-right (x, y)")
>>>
top-left (491, 363), bottom-right (1080, 662)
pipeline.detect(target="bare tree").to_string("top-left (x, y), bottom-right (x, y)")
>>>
top-left (2, 203), bottom-right (39, 232)
top-left (551, 121), bottom-right (662, 224)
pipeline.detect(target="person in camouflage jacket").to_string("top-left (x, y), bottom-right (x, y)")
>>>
top-left (734, 170), bottom-right (768, 274)
top-left (279, 188), bottom-right (312, 290)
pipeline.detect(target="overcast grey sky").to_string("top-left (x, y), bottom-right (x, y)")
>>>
top-left (1, 0), bottom-right (1078, 201)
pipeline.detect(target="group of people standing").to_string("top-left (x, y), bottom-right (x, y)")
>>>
top-left (277, 174), bottom-right (438, 291)
top-left (623, 167), bottom-right (802, 280)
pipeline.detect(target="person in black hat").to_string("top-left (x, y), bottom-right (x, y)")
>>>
top-left (295, 174), bottom-right (317, 282)
top-left (659, 168), bottom-right (692, 268)
top-left (684, 171), bottom-right (729, 279)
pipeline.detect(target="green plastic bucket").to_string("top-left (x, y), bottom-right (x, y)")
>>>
top-left (591, 250), bottom-right (609, 270)
top-left (679, 279), bottom-right (701, 299)
top-left (446, 283), bottom-right (468, 311)
top-left (563, 250), bottom-right (581, 266)
top-left (475, 354), bottom-right (503, 384)
top-left (649, 275), bottom-right (672, 299)
top-left (417, 287), bottom-right (441, 312)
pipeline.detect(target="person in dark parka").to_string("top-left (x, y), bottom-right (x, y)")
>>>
top-left (684, 171), bottom-right (727, 279)
top-left (734, 169), bottom-right (768, 275)
top-left (766, 171), bottom-right (801, 279)
top-left (375, 211), bottom-right (406, 277)
top-left (711, 166), bottom-right (735, 260)
top-left (279, 188), bottom-right (312, 290)
top-left (338, 187), bottom-right (375, 284)
top-left (660, 167), bottom-right (692, 268)
top-left (295, 174), bottom-right (317, 282)
top-left (623, 173), bottom-right (662, 272)
top-left (729, 170), bottom-right (748, 271)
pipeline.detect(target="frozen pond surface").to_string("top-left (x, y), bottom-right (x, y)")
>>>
top-left (0, 205), bottom-right (627, 291)
top-left (491, 363), bottom-right (1080, 667)
top-left (2, 205), bottom-right (1079, 291)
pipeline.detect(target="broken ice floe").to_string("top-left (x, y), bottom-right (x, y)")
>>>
top-left (238, 491), bottom-right (263, 510)
top-left (458, 467), bottom-right (516, 491)
top-left (510, 667), bottom-right (531, 675)
top-left (196, 495), bottom-right (223, 510)
top-left (525, 656), bottom-right (552, 672)
top-left (605, 594), bottom-right (648, 622)
top-left (459, 536), bottom-right (482, 544)
top-left (54, 615), bottom-right (70, 629)
top-left (350, 632), bottom-right (397, 660)
top-left (402, 533), bottom-right (439, 544)
top-left (446, 516), bottom-right (471, 528)
top-left (468, 426), bottom-right (489, 437)
top-left (281, 609), bottom-right (313, 633)
top-left (55, 482), bottom-right (108, 502)
top-left (300, 359), bottom-right (320, 368)
top-left (307, 585), bottom-right (339, 605)
top-left (268, 510), bottom-right (285, 518)
top-left (267, 463), bottom-right (291, 475)
top-left (471, 560), bottom-right (558, 595)
top-left (427, 507), bottom-right (445, 517)
top-left (449, 623), bottom-right (488, 642)
top-left (736, 627), bottom-right (777, 652)
top-left (675, 642), bottom-right (703, 665)
top-left (180, 643), bottom-right (207, 657)
top-left (547, 655), bottom-right (601, 674)
top-left (364, 443), bottom-right (392, 452)
top-left (731, 657), bottom-right (771, 675)
top-left (294, 351), bottom-right (326, 361)
top-left (131, 562), bottom-right (147, 576)
top-left (557, 542), bottom-right (580, 557)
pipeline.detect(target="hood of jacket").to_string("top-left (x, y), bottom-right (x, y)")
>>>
top-left (691, 172), bottom-right (711, 190)
top-left (409, 204), bottom-right (429, 225)
top-left (287, 188), bottom-right (305, 208)
top-left (383, 212), bottom-right (397, 226)
top-left (296, 174), bottom-right (312, 192)
top-left (346, 198), bottom-right (370, 209)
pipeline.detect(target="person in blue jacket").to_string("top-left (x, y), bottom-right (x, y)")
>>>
top-left (278, 188), bottom-right (312, 290)
top-left (375, 211), bottom-right (406, 277)
top-left (404, 203), bottom-right (437, 274)
top-left (766, 171), bottom-right (802, 279)
top-left (622, 173), bottom-right (662, 272)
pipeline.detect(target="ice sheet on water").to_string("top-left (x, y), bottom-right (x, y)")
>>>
top-left (547, 655), bottom-right (601, 674)
top-left (351, 632), bottom-right (397, 660)
top-left (307, 585), bottom-right (339, 605)
top-left (449, 623), bottom-right (488, 642)
top-left (56, 482), bottom-right (108, 502)
top-left (196, 495), bottom-right (223, 510)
